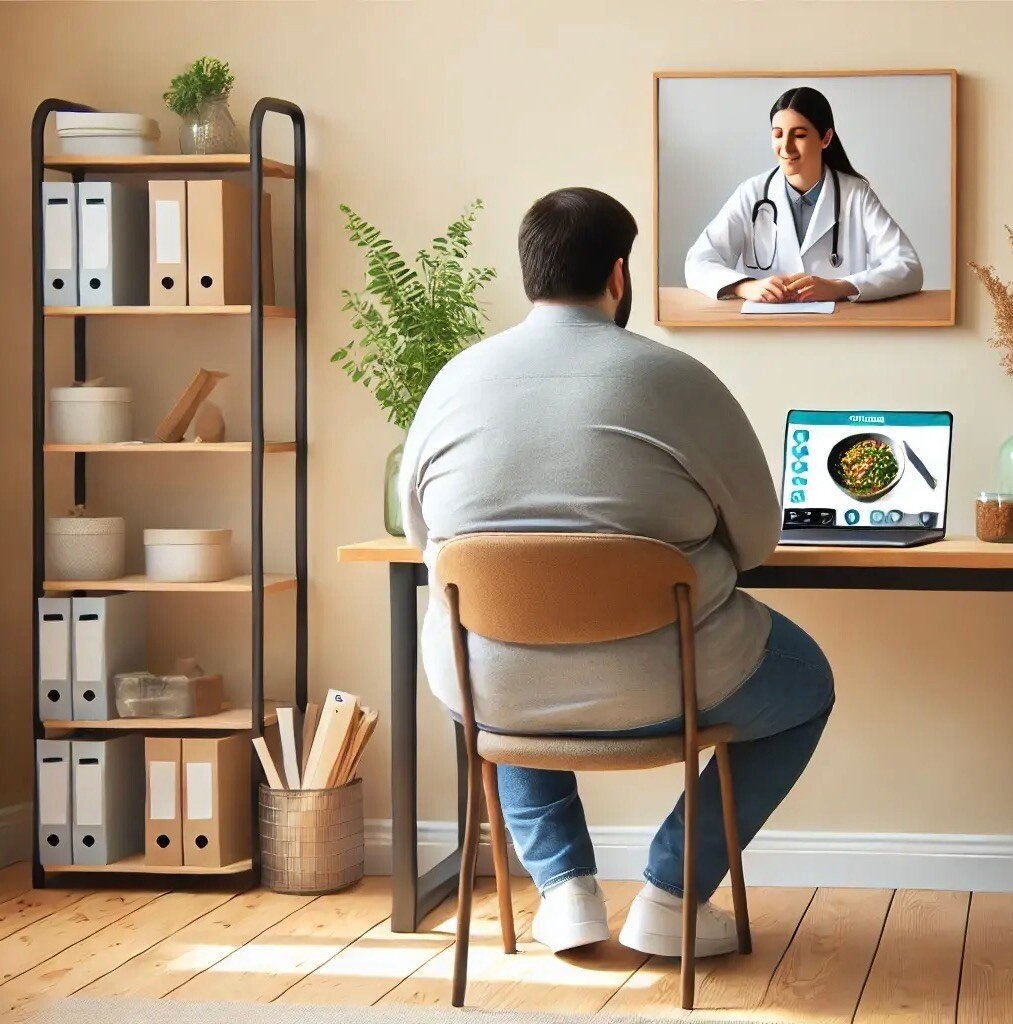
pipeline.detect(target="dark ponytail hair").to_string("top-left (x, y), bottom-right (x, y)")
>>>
top-left (770, 87), bottom-right (865, 180)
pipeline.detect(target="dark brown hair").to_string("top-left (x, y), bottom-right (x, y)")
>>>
top-left (518, 187), bottom-right (638, 302)
top-left (770, 87), bottom-right (865, 180)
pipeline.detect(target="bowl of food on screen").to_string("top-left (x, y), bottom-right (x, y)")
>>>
top-left (828, 433), bottom-right (905, 502)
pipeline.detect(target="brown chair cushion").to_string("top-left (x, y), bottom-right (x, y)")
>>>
top-left (477, 725), bottom-right (734, 772)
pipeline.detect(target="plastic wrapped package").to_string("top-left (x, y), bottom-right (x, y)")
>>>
top-left (114, 670), bottom-right (223, 718)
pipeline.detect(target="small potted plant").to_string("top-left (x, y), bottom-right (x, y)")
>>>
top-left (332, 200), bottom-right (496, 535)
top-left (164, 56), bottom-right (238, 155)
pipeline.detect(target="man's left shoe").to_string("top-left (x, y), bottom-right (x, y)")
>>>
top-left (530, 875), bottom-right (610, 953)
top-left (619, 882), bottom-right (738, 957)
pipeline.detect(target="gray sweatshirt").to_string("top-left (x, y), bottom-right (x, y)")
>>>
top-left (399, 303), bottom-right (780, 734)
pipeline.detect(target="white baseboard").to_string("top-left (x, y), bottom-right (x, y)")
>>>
top-left (364, 819), bottom-right (1013, 892)
top-left (0, 802), bottom-right (32, 868)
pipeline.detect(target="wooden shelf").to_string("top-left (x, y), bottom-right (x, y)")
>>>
top-left (44, 854), bottom-right (253, 875)
top-left (44, 702), bottom-right (279, 733)
top-left (43, 573), bottom-right (297, 593)
top-left (44, 441), bottom-right (296, 454)
top-left (44, 153), bottom-right (294, 178)
top-left (45, 305), bottom-right (295, 318)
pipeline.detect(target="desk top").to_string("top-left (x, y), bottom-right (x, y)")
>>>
top-left (337, 536), bottom-right (1012, 570)
top-left (657, 287), bottom-right (953, 328)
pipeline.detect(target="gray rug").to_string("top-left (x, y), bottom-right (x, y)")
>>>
top-left (21, 997), bottom-right (773, 1024)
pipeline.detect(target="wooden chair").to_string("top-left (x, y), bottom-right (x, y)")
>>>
top-left (436, 532), bottom-right (752, 1010)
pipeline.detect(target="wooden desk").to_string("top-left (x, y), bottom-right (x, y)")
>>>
top-left (337, 535), bottom-right (1011, 931)
top-left (657, 286), bottom-right (954, 328)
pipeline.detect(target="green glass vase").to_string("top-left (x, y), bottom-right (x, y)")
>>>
top-left (384, 439), bottom-right (405, 537)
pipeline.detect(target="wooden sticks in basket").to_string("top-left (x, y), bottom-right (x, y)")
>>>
top-left (253, 689), bottom-right (378, 791)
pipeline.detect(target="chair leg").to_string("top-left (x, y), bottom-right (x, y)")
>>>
top-left (715, 743), bottom-right (752, 955)
top-left (681, 750), bottom-right (698, 1011)
top-left (451, 747), bottom-right (483, 1007)
top-left (481, 759), bottom-right (517, 954)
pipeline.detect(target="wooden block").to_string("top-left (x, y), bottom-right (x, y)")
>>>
top-left (338, 709), bottom-right (378, 786)
top-left (302, 690), bottom-right (359, 791)
top-left (326, 706), bottom-right (363, 788)
top-left (276, 707), bottom-right (302, 790)
top-left (252, 736), bottom-right (285, 791)
top-left (300, 702), bottom-right (320, 782)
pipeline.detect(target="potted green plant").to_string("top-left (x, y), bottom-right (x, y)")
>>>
top-left (163, 56), bottom-right (238, 155)
top-left (333, 200), bottom-right (496, 535)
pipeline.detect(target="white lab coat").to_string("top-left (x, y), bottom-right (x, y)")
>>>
top-left (684, 168), bottom-right (923, 302)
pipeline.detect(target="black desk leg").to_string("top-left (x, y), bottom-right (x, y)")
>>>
top-left (389, 562), bottom-right (466, 932)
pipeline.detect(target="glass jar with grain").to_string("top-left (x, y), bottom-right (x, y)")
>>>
top-left (976, 492), bottom-right (1013, 543)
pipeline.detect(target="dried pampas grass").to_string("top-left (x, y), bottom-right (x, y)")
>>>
top-left (968, 225), bottom-right (1013, 376)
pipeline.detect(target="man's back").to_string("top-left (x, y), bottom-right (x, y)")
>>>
top-left (400, 303), bottom-right (780, 733)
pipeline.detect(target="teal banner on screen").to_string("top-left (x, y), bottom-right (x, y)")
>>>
top-left (788, 410), bottom-right (951, 428)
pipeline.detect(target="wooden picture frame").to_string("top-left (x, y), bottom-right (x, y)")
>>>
top-left (653, 69), bottom-right (958, 329)
top-left (153, 368), bottom-right (229, 443)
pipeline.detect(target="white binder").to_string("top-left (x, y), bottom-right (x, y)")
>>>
top-left (42, 182), bottom-right (78, 305)
top-left (71, 734), bottom-right (145, 866)
top-left (72, 593), bottom-right (147, 720)
top-left (37, 739), bottom-right (72, 866)
top-left (38, 597), bottom-right (73, 721)
top-left (77, 181), bottom-right (148, 306)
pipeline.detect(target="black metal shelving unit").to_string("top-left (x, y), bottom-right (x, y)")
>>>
top-left (30, 97), bottom-right (308, 888)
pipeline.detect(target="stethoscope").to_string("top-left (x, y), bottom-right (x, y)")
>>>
top-left (745, 165), bottom-right (842, 271)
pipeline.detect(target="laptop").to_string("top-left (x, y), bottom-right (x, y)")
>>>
top-left (778, 410), bottom-right (953, 548)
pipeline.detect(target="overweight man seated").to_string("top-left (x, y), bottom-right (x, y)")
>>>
top-left (398, 187), bottom-right (835, 957)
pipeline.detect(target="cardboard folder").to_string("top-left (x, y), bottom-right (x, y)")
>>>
top-left (187, 179), bottom-right (275, 306)
top-left (38, 597), bottom-right (73, 721)
top-left (77, 181), bottom-right (148, 306)
top-left (182, 733), bottom-right (251, 867)
top-left (148, 179), bottom-right (187, 305)
top-left (72, 593), bottom-right (147, 720)
top-left (42, 182), bottom-right (78, 305)
top-left (37, 739), bottom-right (72, 866)
top-left (145, 736), bottom-right (182, 866)
top-left (71, 734), bottom-right (145, 866)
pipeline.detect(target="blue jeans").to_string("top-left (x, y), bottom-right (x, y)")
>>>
top-left (496, 608), bottom-right (835, 900)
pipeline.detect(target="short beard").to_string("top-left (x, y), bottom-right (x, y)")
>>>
top-left (614, 264), bottom-right (633, 327)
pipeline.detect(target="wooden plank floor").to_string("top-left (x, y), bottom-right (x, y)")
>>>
top-left (0, 865), bottom-right (1010, 1022)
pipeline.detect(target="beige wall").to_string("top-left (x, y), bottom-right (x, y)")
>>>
top-left (1, 1), bottom-right (1010, 839)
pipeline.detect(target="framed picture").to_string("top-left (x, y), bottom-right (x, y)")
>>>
top-left (653, 69), bottom-right (957, 328)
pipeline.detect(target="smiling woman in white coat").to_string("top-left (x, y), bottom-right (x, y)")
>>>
top-left (685, 86), bottom-right (923, 304)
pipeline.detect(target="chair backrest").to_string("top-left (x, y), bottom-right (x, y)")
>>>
top-left (435, 532), bottom-right (697, 646)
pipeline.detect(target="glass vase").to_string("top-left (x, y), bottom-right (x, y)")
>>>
top-left (384, 439), bottom-right (406, 537)
top-left (1000, 432), bottom-right (1013, 495)
top-left (179, 93), bottom-right (238, 155)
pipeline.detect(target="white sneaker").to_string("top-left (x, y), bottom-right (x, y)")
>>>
top-left (619, 882), bottom-right (738, 957)
top-left (531, 875), bottom-right (610, 953)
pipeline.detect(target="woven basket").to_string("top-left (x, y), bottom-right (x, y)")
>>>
top-left (258, 779), bottom-right (364, 895)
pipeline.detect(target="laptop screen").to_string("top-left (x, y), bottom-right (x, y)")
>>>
top-left (781, 411), bottom-right (952, 531)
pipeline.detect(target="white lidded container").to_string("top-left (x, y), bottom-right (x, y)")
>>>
top-left (46, 516), bottom-right (126, 580)
top-left (144, 529), bottom-right (232, 583)
top-left (49, 386), bottom-right (133, 444)
top-left (55, 112), bottom-right (160, 156)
